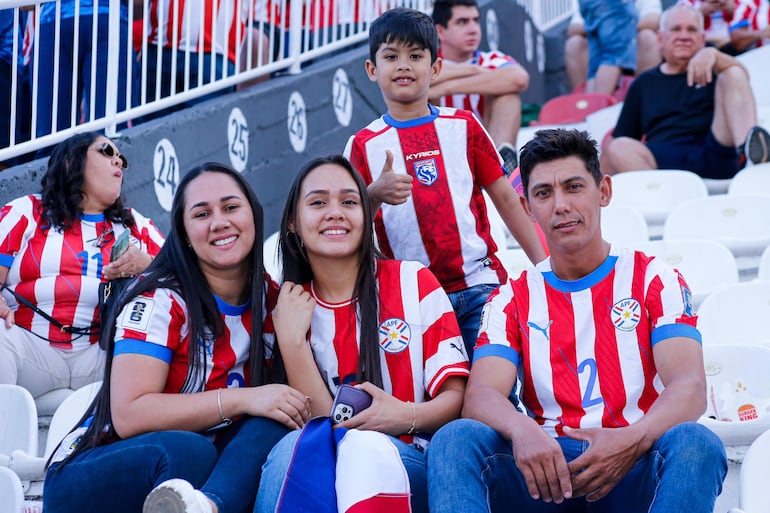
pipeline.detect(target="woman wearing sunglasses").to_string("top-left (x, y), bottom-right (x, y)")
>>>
top-left (0, 131), bottom-right (164, 400)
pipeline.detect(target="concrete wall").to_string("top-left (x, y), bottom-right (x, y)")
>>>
top-left (1, 0), bottom-right (558, 236)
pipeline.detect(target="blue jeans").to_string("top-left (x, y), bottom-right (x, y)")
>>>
top-left (256, 429), bottom-right (428, 513)
top-left (44, 416), bottom-right (290, 513)
top-left (447, 283), bottom-right (499, 359)
top-left (579, 0), bottom-right (637, 78)
top-left (427, 419), bottom-right (727, 513)
top-left (35, 14), bottom-right (130, 138)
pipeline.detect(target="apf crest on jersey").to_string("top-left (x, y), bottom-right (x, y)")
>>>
top-left (611, 298), bottom-right (641, 332)
top-left (378, 318), bottom-right (411, 353)
top-left (413, 158), bottom-right (438, 186)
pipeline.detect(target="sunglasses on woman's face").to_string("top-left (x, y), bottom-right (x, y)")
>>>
top-left (96, 143), bottom-right (128, 170)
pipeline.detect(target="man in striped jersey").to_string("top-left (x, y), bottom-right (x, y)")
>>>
top-left (428, 128), bottom-right (727, 513)
top-left (429, 0), bottom-right (529, 170)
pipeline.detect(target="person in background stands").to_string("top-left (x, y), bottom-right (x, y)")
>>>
top-left (603, 2), bottom-right (770, 178)
top-left (429, 0), bottom-right (529, 172)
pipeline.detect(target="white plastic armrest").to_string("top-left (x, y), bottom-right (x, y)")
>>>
top-left (6, 450), bottom-right (46, 481)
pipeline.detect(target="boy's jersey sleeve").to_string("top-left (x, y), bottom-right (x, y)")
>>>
top-left (345, 132), bottom-right (374, 185)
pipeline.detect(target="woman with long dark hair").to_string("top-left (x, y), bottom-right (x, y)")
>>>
top-left (256, 156), bottom-right (469, 513)
top-left (0, 131), bottom-right (163, 399)
top-left (42, 163), bottom-right (310, 513)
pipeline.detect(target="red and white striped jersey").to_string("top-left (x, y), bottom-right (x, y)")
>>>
top-left (305, 259), bottom-right (469, 442)
top-left (475, 247), bottom-right (701, 437)
top-left (733, 0), bottom-right (769, 46)
top-left (679, 0), bottom-right (737, 41)
top-left (344, 105), bottom-right (507, 293)
top-left (436, 49), bottom-right (519, 120)
top-left (145, 0), bottom-right (248, 63)
top-left (113, 280), bottom-right (279, 393)
top-left (0, 195), bottom-right (165, 350)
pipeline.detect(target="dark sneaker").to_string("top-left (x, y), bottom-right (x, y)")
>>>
top-left (143, 479), bottom-right (213, 513)
top-left (498, 142), bottom-right (518, 177)
top-left (745, 126), bottom-right (770, 167)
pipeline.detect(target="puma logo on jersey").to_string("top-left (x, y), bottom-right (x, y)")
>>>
top-left (527, 320), bottom-right (553, 342)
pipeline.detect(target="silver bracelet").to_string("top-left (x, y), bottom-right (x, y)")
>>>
top-left (217, 388), bottom-right (232, 425)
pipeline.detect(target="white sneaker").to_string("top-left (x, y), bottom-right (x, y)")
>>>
top-left (142, 478), bottom-right (214, 513)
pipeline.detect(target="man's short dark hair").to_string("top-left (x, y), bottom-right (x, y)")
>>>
top-left (431, 0), bottom-right (479, 28)
top-left (519, 129), bottom-right (602, 197)
top-left (369, 8), bottom-right (439, 63)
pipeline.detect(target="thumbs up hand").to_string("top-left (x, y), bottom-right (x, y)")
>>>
top-left (367, 150), bottom-right (413, 207)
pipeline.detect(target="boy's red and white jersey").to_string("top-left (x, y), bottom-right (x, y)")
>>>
top-left (0, 195), bottom-right (164, 349)
top-left (437, 49), bottom-right (518, 120)
top-left (345, 105), bottom-right (507, 293)
top-left (475, 247), bottom-right (701, 437)
top-left (145, 0), bottom-right (247, 63)
top-left (113, 281), bottom-right (278, 393)
top-left (306, 259), bottom-right (469, 440)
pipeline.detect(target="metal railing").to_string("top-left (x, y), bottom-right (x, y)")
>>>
top-left (0, 0), bottom-right (430, 163)
top-left (516, 0), bottom-right (578, 33)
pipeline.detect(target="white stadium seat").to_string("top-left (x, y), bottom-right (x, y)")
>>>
top-left (697, 281), bottom-right (770, 347)
top-left (496, 248), bottom-right (533, 280)
top-left (728, 163), bottom-right (770, 197)
top-left (610, 170), bottom-right (707, 238)
top-left (0, 385), bottom-right (37, 469)
top-left (635, 239), bottom-right (738, 307)
top-left (263, 231), bottom-right (282, 281)
top-left (601, 206), bottom-right (649, 249)
top-left (738, 429), bottom-right (770, 512)
top-left (0, 467), bottom-right (24, 513)
top-left (663, 195), bottom-right (770, 274)
top-left (759, 246), bottom-right (770, 281)
top-left (699, 345), bottom-right (770, 447)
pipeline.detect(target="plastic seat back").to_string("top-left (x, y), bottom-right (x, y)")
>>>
top-left (601, 206), bottom-right (649, 249)
top-left (0, 385), bottom-right (38, 459)
top-left (263, 231), bottom-right (282, 282)
top-left (700, 345), bottom-right (770, 447)
top-left (663, 196), bottom-right (770, 271)
top-left (496, 248), bottom-right (533, 280)
top-left (533, 93), bottom-right (617, 125)
top-left (44, 382), bottom-right (102, 459)
top-left (611, 170), bottom-right (708, 238)
top-left (740, 429), bottom-right (770, 512)
top-left (0, 467), bottom-right (24, 513)
top-left (728, 163), bottom-right (770, 197)
top-left (759, 245), bottom-right (770, 281)
top-left (697, 281), bottom-right (770, 347)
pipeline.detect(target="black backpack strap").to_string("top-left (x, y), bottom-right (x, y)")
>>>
top-left (1, 283), bottom-right (99, 336)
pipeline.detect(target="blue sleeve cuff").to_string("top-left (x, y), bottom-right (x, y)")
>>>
top-left (0, 254), bottom-right (14, 268)
top-left (651, 324), bottom-right (701, 346)
top-left (114, 338), bottom-right (173, 363)
top-left (473, 343), bottom-right (520, 366)
top-left (729, 20), bottom-right (749, 32)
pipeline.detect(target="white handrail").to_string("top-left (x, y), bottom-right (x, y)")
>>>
top-left (0, 0), bottom-right (576, 163)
